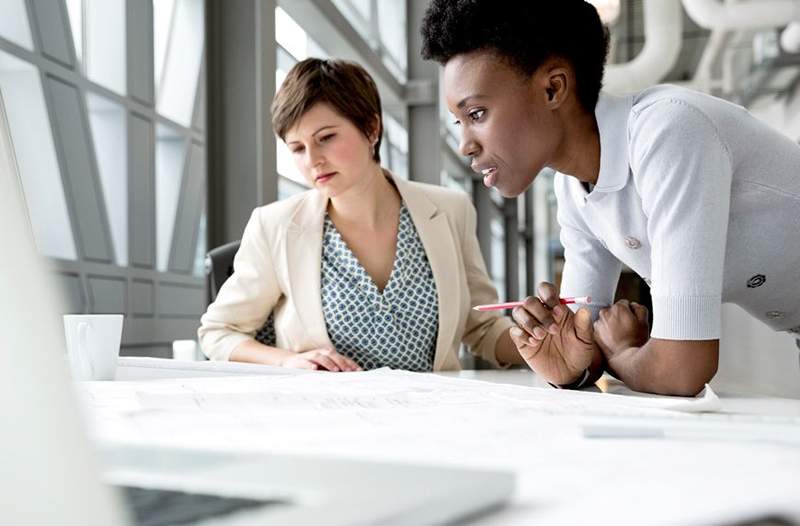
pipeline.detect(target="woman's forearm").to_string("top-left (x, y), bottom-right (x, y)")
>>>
top-left (605, 338), bottom-right (718, 396)
top-left (230, 339), bottom-right (293, 366)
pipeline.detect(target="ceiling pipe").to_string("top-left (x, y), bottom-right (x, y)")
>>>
top-left (603, 0), bottom-right (684, 94)
top-left (682, 0), bottom-right (800, 31)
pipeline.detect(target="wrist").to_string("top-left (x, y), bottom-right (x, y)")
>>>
top-left (549, 368), bottom-right (591, 390)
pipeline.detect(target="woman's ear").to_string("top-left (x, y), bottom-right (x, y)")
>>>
top-left (369, 114), bottom-right (382, 144)
top-left (541, 58), bottom-right (570, 108)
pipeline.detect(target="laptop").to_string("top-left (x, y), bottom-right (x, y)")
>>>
top-left (0, 88), bottom-right (514, 525)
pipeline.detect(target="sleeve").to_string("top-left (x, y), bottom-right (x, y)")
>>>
top-left (555, 175), bottom-right (623, 320)
top-left (457, 193), bottom-right (515, 366)
top-left (197, 209), bottom-right (283, 360)
top-left (629, 100), bottom-right (733, 340)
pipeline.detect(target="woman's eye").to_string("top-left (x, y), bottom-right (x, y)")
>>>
top-left (468, 109), bottom-right (485, 122)
top-left (319, 134), bottom-right (335, 142)
top-left (291, 147), bottom-right (304, 154)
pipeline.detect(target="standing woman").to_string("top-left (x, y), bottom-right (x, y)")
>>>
top-left (421, 0), bottom-right (800, 394)
top-left (199, 58), bottom-right (523, 372)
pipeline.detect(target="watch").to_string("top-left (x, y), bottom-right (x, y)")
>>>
top-left (549, 368), bottom-right (591, 390)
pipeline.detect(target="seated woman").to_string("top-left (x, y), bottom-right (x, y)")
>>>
top-left (198, 58), bottom-right (524, 372)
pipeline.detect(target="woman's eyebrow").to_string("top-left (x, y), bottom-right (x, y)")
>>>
top-left (287, 125), bottom-right (339, 145)
top-left (457, 95), bottom-right (486, 109)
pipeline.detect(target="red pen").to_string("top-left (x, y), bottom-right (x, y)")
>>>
top-left (472, 296), bottom-right (592, 312)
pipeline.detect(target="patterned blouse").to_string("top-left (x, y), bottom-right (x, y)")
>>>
top-left (319, 204), bottom-right (439, 371)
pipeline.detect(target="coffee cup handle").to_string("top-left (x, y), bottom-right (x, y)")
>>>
top-left (77, 322), bottom-right (95, 380)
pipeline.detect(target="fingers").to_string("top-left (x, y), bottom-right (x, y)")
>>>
top-left (509, 326), bottom-right (543, 362)
top-left (537, 282), bottom-right (560, 309)
top-left (319, 348), bottom-right (362, 372)
top-left (631, 302), bottom-right (649, 324)
top-left (309, 354), bottom-right (342, 372)
top-left (518, 296), bottom-right (558, 334)
top-left (573, 307), bottom-right (594, 345)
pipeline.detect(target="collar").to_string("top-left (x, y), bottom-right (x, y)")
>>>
top-left (592, 92), bottom-right (634, 193)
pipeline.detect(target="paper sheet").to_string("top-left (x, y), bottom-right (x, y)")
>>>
top-left (80, 369), bottom-right (792, 455)
top-left (78, 369), bottom-right (800, 525)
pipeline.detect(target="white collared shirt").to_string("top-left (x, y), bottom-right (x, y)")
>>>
top-left (555, 85), bottom-right (800, 340)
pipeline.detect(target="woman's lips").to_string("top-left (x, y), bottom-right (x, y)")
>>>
top-left (315, 172), bottom-right (336, 184)
top-left (482, 167), bottom-right (497, 188)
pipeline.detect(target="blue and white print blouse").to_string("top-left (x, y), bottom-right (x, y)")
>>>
top-left (320, 204), bottom-right (439, 371)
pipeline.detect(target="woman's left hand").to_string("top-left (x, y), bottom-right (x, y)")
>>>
top-left (593, 300), bottom-right (650, 360)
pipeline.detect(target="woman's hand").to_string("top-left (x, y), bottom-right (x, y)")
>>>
top-left (509, 282), bottom-right (597, 385)
top-left (280, 347), bottom-right (363, 372)
top-left (593, 300), bottom-right (650, 362)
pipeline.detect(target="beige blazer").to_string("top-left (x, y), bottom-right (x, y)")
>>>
top-left (198, 173), bottom-right (513, 371)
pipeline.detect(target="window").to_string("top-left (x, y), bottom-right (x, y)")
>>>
top-left (155, 0), bottom-right (204, 126)
top-left (192, 211), bottom-right (206, 277)
top-left (87, 93), bottom-right (127, 265)
top-left (332, 0), bottom-right (407, 81)
top-left (155, 124), bottom-right (187, 271)
top-left (0, 0), bottom-right (34, 51)
top-left (491, 215), bottom-right (506, 302)
top-left (0, 51), bottom-right (77, 260)
top-left (67, 0), bottom-right (127, 94)
top-left (383, 114), bottom-right (408, 179)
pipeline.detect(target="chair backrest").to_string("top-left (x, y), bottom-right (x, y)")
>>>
top-left (204, 240), bottom-right (241, 303)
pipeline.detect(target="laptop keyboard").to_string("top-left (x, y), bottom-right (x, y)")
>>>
top-left (120, 485), bottom-right (277, 526)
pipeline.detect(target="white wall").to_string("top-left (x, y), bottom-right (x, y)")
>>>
top-left (712, 89), bottom-right (800, 399)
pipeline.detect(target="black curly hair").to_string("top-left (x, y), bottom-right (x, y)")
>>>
top-left (421, 0), bottom-right (609, 112)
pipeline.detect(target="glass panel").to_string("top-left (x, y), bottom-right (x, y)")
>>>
top-left (389, 146), bottom-right (407, 179)
top-left (0, 52), bottom-right (77, 260)
top-left (331, 0), bottom-right (372, 44)
top-left (85, 0), bottom-right (126, 94)
top-left (192, 209), bottom-right (206, 277)
top-left (376, 1), bottom-right (407, 80)
top-left (518, 243), bottom-right (527, 300)
top-left (278, 175), bottom-right (308, 200)
top-left (156, 0), bottom-right (204, 126)
top-left (87, 92), bottom-right (127, 265)
top-left (276, 7), bottom-right (308, 61)
top-left (384, 114), bottom-right (407, 154)
top-left (491, 215), bottom-right (505, 302)
top-left (0, 0), bottom-right (34, 50)
top-left (66, 0), bottom-right (82, 63)
top-left (155, 125), bottom-right (187, 271)
top-left (307, 37), bottom-right (328, 59)
top-left (153, 0), bottom-right (177, 91)
top-left (276, 45), bottom-right (296, 92)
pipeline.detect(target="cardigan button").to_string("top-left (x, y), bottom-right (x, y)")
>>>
top-left (624, 236), bottom-right (641, 249)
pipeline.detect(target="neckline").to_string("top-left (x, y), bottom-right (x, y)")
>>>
top-left (324, 204), bottom-right (408, 296)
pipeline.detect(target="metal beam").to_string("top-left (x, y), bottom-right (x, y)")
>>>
top-left (206, 0), bottom-right (277, 248)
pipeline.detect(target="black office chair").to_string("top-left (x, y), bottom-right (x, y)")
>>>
top-left (204, 240), bottom-right (276, 346)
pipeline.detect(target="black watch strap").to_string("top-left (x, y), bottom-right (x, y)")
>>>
top-left (548, 368), bottom-right (591, 390)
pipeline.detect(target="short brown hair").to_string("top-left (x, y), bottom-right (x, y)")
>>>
top-left (271, 58), bottom-right (383, 162)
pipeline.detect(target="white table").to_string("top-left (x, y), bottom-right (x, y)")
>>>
top-left (106, 357), bottom-right (800, 525)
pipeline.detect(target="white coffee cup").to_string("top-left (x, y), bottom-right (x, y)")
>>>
top-left (63, 314), bottom-right (123, 381)
top-left (172, 339), bottom-right (198, 361)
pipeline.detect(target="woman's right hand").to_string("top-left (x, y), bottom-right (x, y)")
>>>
top-left (509, 282), bottom-right (597, 385)
top-left (280, 347), bottom-right (363, 372)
